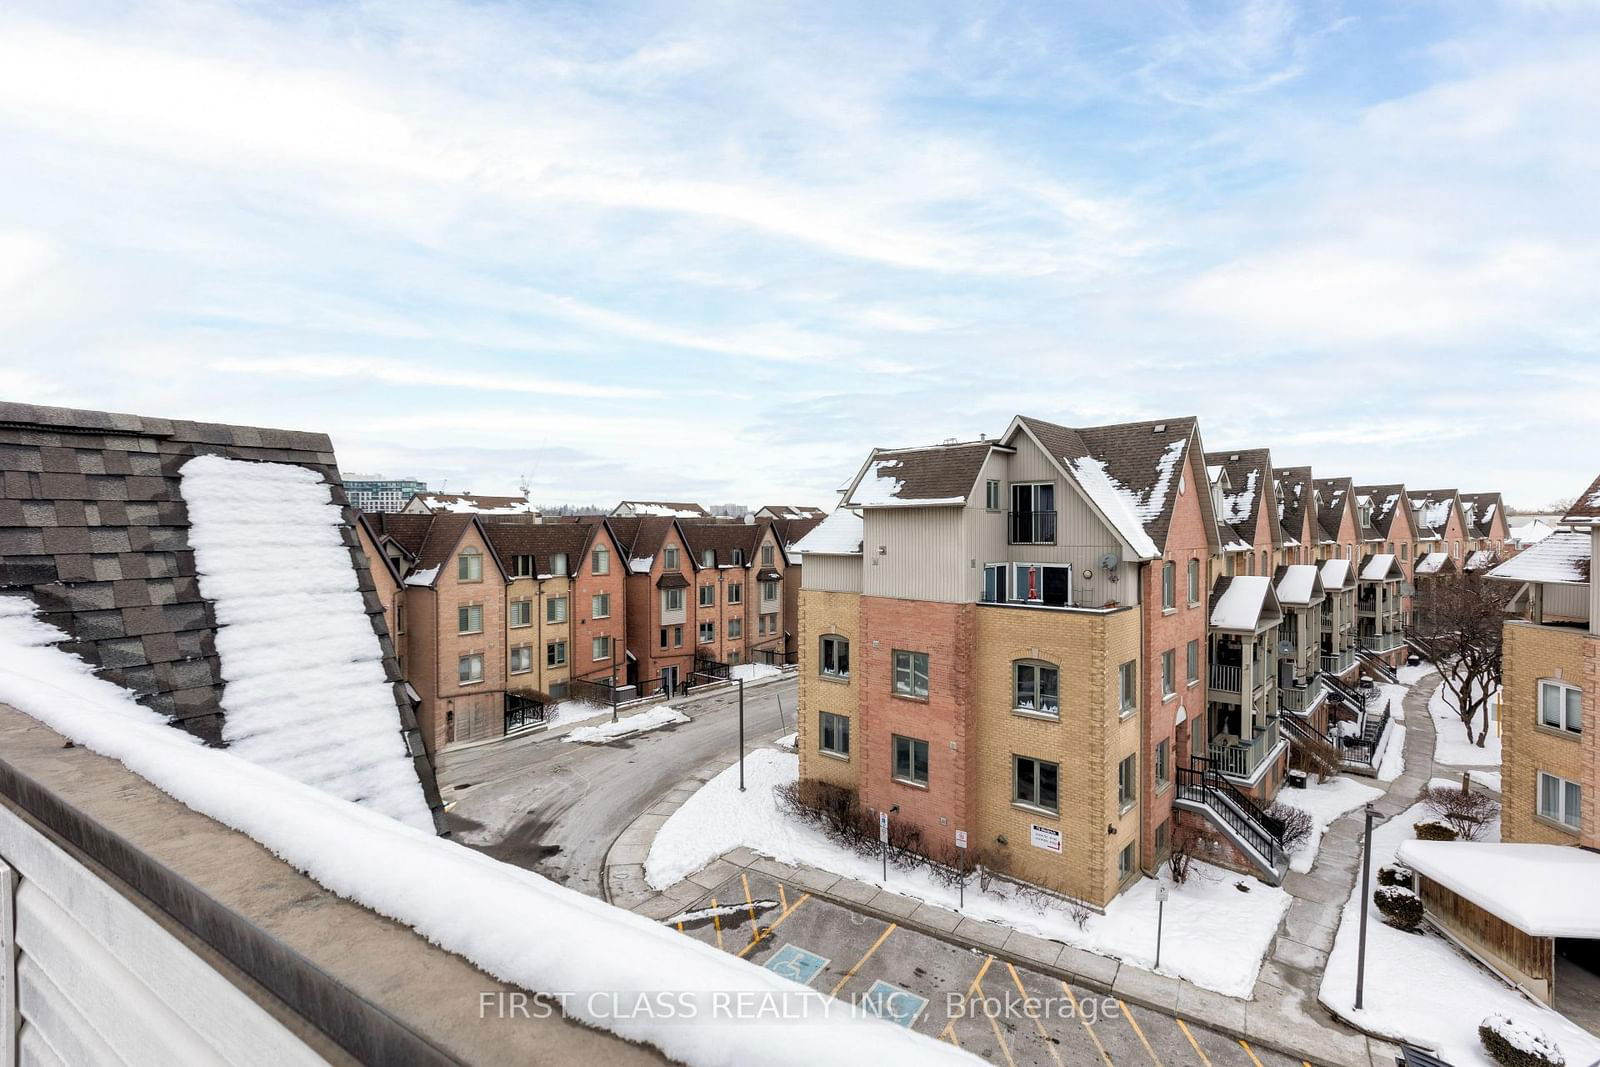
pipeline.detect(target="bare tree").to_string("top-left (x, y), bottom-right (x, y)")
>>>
top-left (1410, 572), bottom-right (1514, 747)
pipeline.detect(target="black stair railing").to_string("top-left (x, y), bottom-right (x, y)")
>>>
top-left (1177, 757), bottom-right (1285, 864)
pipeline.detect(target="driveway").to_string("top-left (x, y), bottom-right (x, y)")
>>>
top-left (437, 677), bottom-right (798, 896)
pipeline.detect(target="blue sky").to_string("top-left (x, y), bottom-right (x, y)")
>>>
top-left (1, 0), bottom-right (1596, 509)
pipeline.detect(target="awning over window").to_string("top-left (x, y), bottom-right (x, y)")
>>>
top-left (656, 572), bottom-right (690, 589)
top-left (757, 569), bottom-right (782, 581)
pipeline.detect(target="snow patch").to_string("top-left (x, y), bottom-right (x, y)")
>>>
top-left (563, 705), bottom-right (688, 744)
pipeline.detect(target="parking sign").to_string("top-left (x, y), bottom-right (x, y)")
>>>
top-left (878, 811), bottom-right (889, 843)
top-left (955, 830), bottom-right (967, 850)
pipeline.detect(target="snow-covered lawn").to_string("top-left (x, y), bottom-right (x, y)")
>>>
top-left (1377, 724), bottom-right (1407, 782)
top-left (1428, 681), bottom-right (1502, 769)
top-left (1276, 776), bottom-right (1383, 873)
top-left (729, 662), bottom-right (783, 683)
top-left (1395, 662), bottom-right (1434, 686)
top-left (563, 705), bottom-right (688, 744)
top-left (546, 699), bottom-right (616, 730)
top-left (1319, 781), bottom-right (1599, 1066)
top-left (647, 749), bottom-right (1288, 998)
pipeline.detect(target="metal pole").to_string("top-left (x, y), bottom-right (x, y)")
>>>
top-left (958, 854), bottom-right (965, 911)
top-left (738, 677), bottom-right (746, 792)
top-left (1155, 886), bottom-right (1168, 970)
top-left (776, 691), bottom-right (787, 735)
top-left (1355, 804), bottom-right (1374, 1010)
top-left (610, 661), bottom-right (619, 724)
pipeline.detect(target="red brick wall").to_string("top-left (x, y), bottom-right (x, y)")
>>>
top-left (571, 528), bottom-right (629, 684)
top-left (427, 524), bottom-right (506, 750)
top-left (630, 526), bottom-right (697, 693)
top-left (857, 596), bottom-right (976, 846)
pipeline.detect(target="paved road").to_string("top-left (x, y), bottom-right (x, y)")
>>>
top-left (437, 678), bottom-right (798, 896)
top-left (670, 867), bottom-right (1312, 1067)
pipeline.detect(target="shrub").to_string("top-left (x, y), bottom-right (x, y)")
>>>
top-left (1479, 1014), bottom-right (1565, 1067)
top-left (1266, 803), bottom-right (1314, 854)
top-left (1167, 823), bottom-right (1196, 886)
top-left (1374, 885), bottom-right (1424, 931)
top-left (1414, 818), bottom-right (1459, 841)
top-left (1421, 784), bottom-right (1500, 841)
top-left (1377, 864), bottom-right (1414, 888)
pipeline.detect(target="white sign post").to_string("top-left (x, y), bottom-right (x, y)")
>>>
top-left (1155, 885), bottom-right (1169, 969)
top-left (879, 812), bottom-right (889, 881)
top-left (954, 830), bottom-right (968, 909)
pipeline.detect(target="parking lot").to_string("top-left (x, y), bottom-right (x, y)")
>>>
top-left (667, 868), bottom-right (1313, 1066)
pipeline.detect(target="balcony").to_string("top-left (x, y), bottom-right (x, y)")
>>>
top-left (1007, 510), bottom-right (1057, 545)
top-left (1209, 663), bottom-right (1243, 693)
top-left (1209, 717), bottom-right (1282, 778)
top-left (1320, 649), bottom-right (1355, 674)
top-left (1280, 675), bottom-right (1327, 715)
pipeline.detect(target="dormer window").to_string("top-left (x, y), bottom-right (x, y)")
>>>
top-left (664, 545), bottom-right (679, 569)
top-left (457, 547), bottom-right (483, 582)
top-left (702, 549), bottom-right (715, 567)
top-left (732, 548), bottom-right (745, 566)
top-left (552, 552), bottom-right (568, 576)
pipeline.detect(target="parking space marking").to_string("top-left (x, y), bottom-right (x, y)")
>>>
top-left (736, 891), bottom-right (810, 958)
top-left (860, 979), bottom-right (928, 1029)
top-left (829, 922), bottom-right (896, 996)
top-left (1176, 1018), bottom-right (1213, 1067)
top-left (969, 962), bottom-right (1017, 1067)
top-left (1005, 963), bottom-right (1064, 1067)
top-left (764, 943), bottom-right (831, 985)
top-left (939, 954), bottom-right (995, 1046)
top-left (1119, 999), bottom-right (1164, 1065)
top-left (741, 874), bottom-right (759, 931)
top-left (710, 897), bottom-right (724, 951)
top-left (1060, 981), bottom-right (1114, 1067)
top-left (1239, 1039), bottom-right (1266, 1067)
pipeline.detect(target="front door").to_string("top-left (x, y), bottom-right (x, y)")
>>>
top-left (660, 665), bottom-right (679, 697)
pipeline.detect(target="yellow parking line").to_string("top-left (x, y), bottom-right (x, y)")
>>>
top-left (1120, 1000), bottom-right (1164, 1065)
top-left (1239, 1039), bottom-right (1266, 1067)
top-left (974, 962), bottom-right (1017, 1067)
top-left (1007, 964), bottom-right (1063, 1067)
top-left (778, 883), bottom-right (789, 912)
top-left (830, 923), bottom-right (896, 996)
top-left (676, 922), bottom-right (684, 933)
top-left (736, 892), bottom-right (811, 959)
top-left (741, 874), bottom-right (759, 930)
top-left (711, 897), bottom-right (724, 952)
top-left (939, 954), bottom-right (995, 1044)
top-left (1176, 1018), bottom-right (1212, 1067)
top-left (1061, 982), bottom-right (1113, 1067)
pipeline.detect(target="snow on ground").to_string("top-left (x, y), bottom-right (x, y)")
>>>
top-left (729, 662), bottom-right (783, 683)
top-left (1465, 770), bottom-right (1502, 793)
top-left (563, 705), bottom-right (688, 744)
top-left (1395, 662), bottom-right (1433, 685)
top-left (647, 749), bottom-right (1288, 998)
top-left (1378, 682), bottom-right (1408, 721)
top-left (1276, 776), bottom-right (1383, 874)
top-left (1377, 724), bottom-right (1407, 782)
top-left (1319, 783), bottom-right (1599, 1066)
top-left (1428, 681), bottom-right (1502, 768)
top-left (0, 601), bottom-right (969, 1067)
top-left (546, 699), bottom-right (616, 730)
top-left (773, 732), bottom-right (798, 752)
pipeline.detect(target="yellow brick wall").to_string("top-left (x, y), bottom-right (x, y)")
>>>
top-left (970, 604), bottom-right (1142, 908)
top-left (1501, 621), bottom-right (1598, 847)
top-left (797, 589), bottom-right (861, 791)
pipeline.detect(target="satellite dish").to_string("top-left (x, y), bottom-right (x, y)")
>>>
top-left (1278, 639), bottom-right (1293, 654)
top-left (1098, 551), bottom-right (1122, 571)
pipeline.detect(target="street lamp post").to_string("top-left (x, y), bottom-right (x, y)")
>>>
top-left (737, 676), bottom-right (745, 792)
top-left (1355, 803), bottom-right (1375, 1010)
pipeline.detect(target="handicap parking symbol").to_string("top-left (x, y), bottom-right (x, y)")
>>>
top-left (764, 944), bottom-right (830, 986)
top-left (859, 979), bottom-right (927, 1028)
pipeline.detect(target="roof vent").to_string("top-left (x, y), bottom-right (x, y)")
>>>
top-left (1152, 423), bottom-right (1166, 433)
top-left (942, 437), bottom-right (956, 445)
top-left (1229, 453), bottom-right (1241, 461)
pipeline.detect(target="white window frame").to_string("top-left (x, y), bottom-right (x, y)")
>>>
top-left (546, 641), bottom-right (567, 668)
top-left (457, 603), bottom-right (484, 635)
top-left (1162, 561), bottom-right (1176, 610)
top-left (592, 635), bottom-right (611, 661)
top-left (591, 593), bottom-right (611, 619)
top-left (1119, 660), bottom-right (1137, 715)
top-left (591, 547), bottom-right (610, 575)
top-left (1118, 753), bottom-right (1137, 811)
top-left (552, 552), bottom-right (568, 576)
top-left (699, 620), bottom-right (715, 644)
top-left (892, 734), bottom-right (929, 786)
top-left (664, 545), bottom-right (679, 569)
top-left (699, 584), bottom-right (716, 608)
top-left (1013, 754), bottom-right (1059, 814)
top-left (892, 650), bottom-right (929, 698)
top-left (1539, 679), bottom-right (1582, 735)
top-left (1186, 638), bottom-right (1200, 684)
top-left (1187, 558), bottom-right (1200, 605)
top-left (508, 599), bottom-right (532, 628)
top-left (1013, 660), bottom-right (1059, 718)
top-left (458, 653), bottom-right (484, 684)
top-left (761, 580), bottom-right (779, 603)
top-left (820, 711), bottom-right (850, 758)
top-left (1538, 771), bottom-right (1581, 831)
top-left (1161, 649), bottom-right (1175, 698)
top-left (457, 548), bottom-right (483, 582)
top-left (1009, 561), bottom-right (1072, 607)
top-left (985, 479), bottom-right (1001, 511)
top-left (820, 634), bottom-right (849, 679)
top-left (728, 617), bottom-right (742, 638)
top-left (546, 596), bottom-right (568, 624)
top-left (728, 582), bottom-right (743, 604)
top-left (663, 587), bottom-right (683, 613)
top-left (509, 644), bottom-right (532, 674)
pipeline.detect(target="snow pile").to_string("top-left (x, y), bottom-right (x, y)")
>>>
top-left (1320, 790), bottom-right (1599, 1066)
top-left (791, 510), bottom-right (864, 556)
top-left (179, 455), bottom-right (432, 831)
top-left (1211, 575), bottom-right (1272, 630)
top-left (563, 705), bottom-right (688, 744)
top-left (773, 732), bottom-right (797, 752)
top-left (1377, 724), bottom-right (1407, 782)
top-left (646, 750), bottom-right (1288, 998)
top-left (547, 700), bottom-right (616, 729)
top-left (0, 602), bottom-right (966, 1066)
top-left (1480, 1015), bottom-right (1564, 1067)
top-left (1275, 777), bottom-right (1382, 874)
top-left (1428, 681), bottom-right (1502, 769)
top-left (1066, 438), bottom-right (1183, 560)
top-left (1396, 661), bottom-right (1434, 685)
top-left (729, 662), bottom-right (782, 683)
top-left (1396, 842), bottom-right (1600, 937)
top-left (626, 503), bottom-right (706, 518)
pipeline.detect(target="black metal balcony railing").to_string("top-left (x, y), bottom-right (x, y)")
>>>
top-left (1177, 757), bottom-right (1285, 863)
top-left (1007, 510), bottom-right (1057, 545)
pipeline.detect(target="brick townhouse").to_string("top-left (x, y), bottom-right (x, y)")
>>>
top-left (605, 515), bottom-right (700, 695)
top-left (1273, 466), bottom-right (1317, 567)
top-left (679, 519), bottom-right (791, 667)
top-left (402, 491), bottom-right (539, 517)
top-left (1355, 484), bottom-right (1418, 626)
top-left (1410, 488), bottom-right (1470, 567)
top-left (1459, 490), bottom-right (1510, 569)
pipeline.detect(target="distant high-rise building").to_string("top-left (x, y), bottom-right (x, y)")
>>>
top-left (344, 474), bottom-right (427, 513)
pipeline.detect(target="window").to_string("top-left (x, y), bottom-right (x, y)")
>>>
top-left (664, 545), bottom-right (679, 569)
top-left (458, 654), bottom-right (484, 684)
top-left (728, 617), bottom-right (742, 638)
top-left (1010, 562), bottom-right (1072, 607)
top-left (892, 735), bottom-right (929, 785)
top-left (1162, 561), bottom-right (1176, 609)
top-left (986, 479), bottom-right (1001, 511)
top-left (1119, 660), bottom-right (1137, 715)
top-left (1400, 543), bottom-right (1409, 562)
top-left (820, 712), bottom-right (850, 757)
top-left (1014, 755), bottom-right (1059, 813)
top-left (1118, 753), bottom-right (1137, 810)
top-left (728, 583), bottom-right (743, 604)
top-left (552, 552), bottom-right (568, 576)
top-left (1155, 740), bottom-right (1170, 789)
top-left (510, 645), bottom-right (532, 674)
top-left (762, 544), bottom-right (775, 566)
top-left (820, 635), bottom-right (850, 678)
top-left (760, 612), bottom-right (778, 635)
top-left (591, 593), bottom-right (611, 619)
top-left (673, 625), bottom-right (683, 647)
top-left (511, 554), bottom-right (534, 578)
top-left (1187, 559), bottom-right (1200, 604)
top-left (1539, 680), bottom-right (1582, 734)
top-left (1161, 649), bottom-right (1175, 697)
top-left (457, 604), bottom-right (483, 635)
top-left (892, 651), bottom-right (929, 699)
top-left (546, 596), bottom-right (568, 624)
top-left (699, 621), bottom-right (715, 644)
top-left (732, 548), bottom-right (744, 566)
top-left (593, 635), bottom-right (611, 661)
top-left (508, 599), bottom-right (531, 628)
top-left (1538, 772), bottom-right (1581, 830)
top-left (762, 580), bottom-right (779, 603)
top-left (1154, 819), bottom-right (1169, 856)
top-left (981, 563), bottom-right (1007, 603)
top-left (1261, 550), bottom-right (1268, 575)
top-left (700, 584), bottom-right (716, 608)
top-left (701, 549), bottom-right (715, 567)
top-left (659, 627), bottom-right (669, 649)
top-left (546, 641), bottom-right (567, 667)
top-left (663, 587), bottom-right (683, 613)
top-left (1009, 483), bottom-right (1057, 543)
top-left (1186, 639), bottom-right (1200, 684)
top-left (591, 547), bottom-right (610, 575)
top-left (457, 548), bottom-right (482, 582)
top-left (396, 601), bottom-right (405, 635)
top-left (1013, 660), bottom-right (1058, 717)
top-left (1119, 842), bottom-right (1136, 880)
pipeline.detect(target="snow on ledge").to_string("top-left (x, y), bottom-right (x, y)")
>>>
top-left (180, 455), bottom-right (432, 831)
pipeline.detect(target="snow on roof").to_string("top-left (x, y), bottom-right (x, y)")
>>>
top-left (1219, 468), bottom-right (1258, 526)
top-left (1210, 575), bottom-right (1274, 630)
top-left (402, 564), bottom-right (441, 587)
top-left (623, 502), bottom-right (709, 518)
top-left (1510, 518), bottom-right (1555, 545)
top-left (850, 455), bottom-right (967, 507)
top-left (1396, 841), bottom-right (1600, 937)
top-left (420, 493), bottom-right (537, 515)
top-left (1415, 552), bottom-right (1451, 575)
top-left (1066, 440), bottom-right (1183, 560)
top-left (1463, 549), bottom-right (1497, 572)
top-left (1275, 564), bottom-right (1321, 605)
top-left (1487, 532), bottom-right (1591, 585)
top-left (0, 600), bottom-right (970, 1067)
top-left (1320, 558), bottom-right (1353, 588)
top-left (1359, 553), bottom-right (1398, 581)
top-left (180, 456), bottom-right (433, 831)
top-left (629, 555), bottom-right (655, 574)
top-left (791, 510), bottom-right (864, 556)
